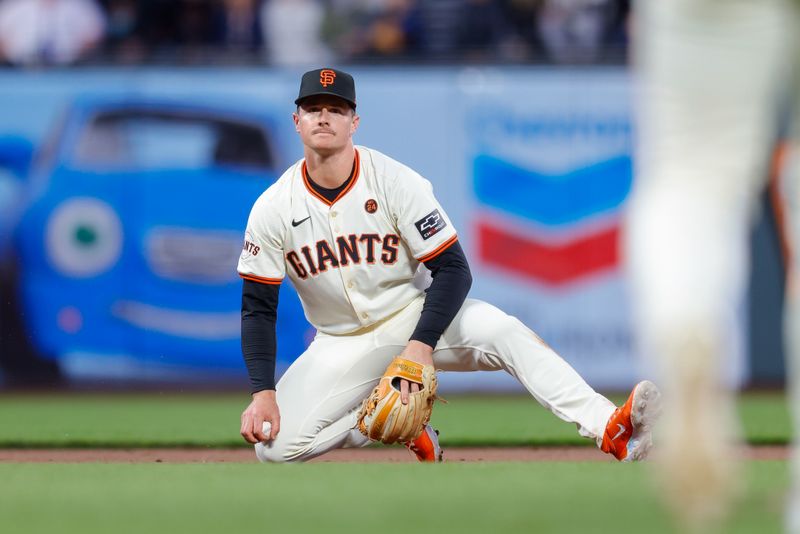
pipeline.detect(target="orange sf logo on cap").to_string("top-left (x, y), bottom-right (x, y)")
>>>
top-left (320, 69), bottom-right (336, 87)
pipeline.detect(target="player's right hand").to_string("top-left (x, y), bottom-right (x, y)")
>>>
top-left (240, 389), bottom-right (280, 444)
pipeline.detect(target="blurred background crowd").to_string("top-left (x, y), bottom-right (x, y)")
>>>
top-left (0, 0), bottom-right (631, 68)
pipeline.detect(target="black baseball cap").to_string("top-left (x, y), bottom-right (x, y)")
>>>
top-left (295, 68), bottom-right (356, 109)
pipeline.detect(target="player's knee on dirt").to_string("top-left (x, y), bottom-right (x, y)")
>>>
top-left (255, 441), bottom-right (299, 463)
top-left (255, 435), bottom-right (317, 463)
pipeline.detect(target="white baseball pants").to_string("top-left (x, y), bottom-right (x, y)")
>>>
top-left (630, 0), bottom-right (800, 528)
top-left (255, 296), bottom-right (616, 462)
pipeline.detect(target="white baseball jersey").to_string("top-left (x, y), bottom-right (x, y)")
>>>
top-left (237, 146), bottom-right (457, 334)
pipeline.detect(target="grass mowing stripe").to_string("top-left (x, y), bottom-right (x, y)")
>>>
top-left (0, 462), bottom-right (788, 534)
top-left (738, 393), bottom-right (794, 444)
top-left (0, 392), bottom-right (790, 447)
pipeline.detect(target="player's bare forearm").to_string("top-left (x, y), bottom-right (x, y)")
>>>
top-left (398, 340), bottom-right (434, 404)
top-left (401, 339), bottom-right (434, 366)
top-left (240, 389), bottom-right (280, 444)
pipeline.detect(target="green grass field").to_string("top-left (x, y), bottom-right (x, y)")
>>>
top-left (0, 462), bottom-right (788, 534)
top-left (0, 391), bottom-right (791, 447)
top-left (0, 391), bottom-right (791, 534)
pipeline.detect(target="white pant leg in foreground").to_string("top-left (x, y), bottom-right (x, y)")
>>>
top-left (631, 0), bottom-right (796, 527)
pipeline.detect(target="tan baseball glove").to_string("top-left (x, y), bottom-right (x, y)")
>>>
top-left (356, 356), bottom-right (438, 444)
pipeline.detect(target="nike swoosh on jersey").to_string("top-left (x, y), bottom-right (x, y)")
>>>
top-left (291, 216), bottom-right (311, 227)
top-left (611, 423), bottom-right (627, 441)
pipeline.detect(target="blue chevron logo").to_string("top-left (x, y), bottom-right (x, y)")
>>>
top-left (473, 154), bottom-right (632, 226)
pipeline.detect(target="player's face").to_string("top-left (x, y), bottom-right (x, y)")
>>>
top-left (293, 95), bottom-right (359, 154)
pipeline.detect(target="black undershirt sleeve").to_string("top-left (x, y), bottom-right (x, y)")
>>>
top-left (241, 280), bottom-right (280, 393)
top-left (410, 240), bottom-right (473, 349)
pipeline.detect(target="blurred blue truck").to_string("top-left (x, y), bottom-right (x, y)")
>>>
top-left (0, 96), bottom-right (310, 382)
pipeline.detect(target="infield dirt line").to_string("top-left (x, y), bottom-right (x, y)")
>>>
top-left (0, 445), bottom-right (789, 463)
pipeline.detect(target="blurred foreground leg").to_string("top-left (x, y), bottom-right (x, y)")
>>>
top-left (786, 283), bottom-right (800, 534)
top-left (782, 101), bottom-right (800, 534)
top-left (631, 0), bottom-right (794, 529)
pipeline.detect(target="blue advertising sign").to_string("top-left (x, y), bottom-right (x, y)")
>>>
top-left (0, 68), bottom-right (746, 389)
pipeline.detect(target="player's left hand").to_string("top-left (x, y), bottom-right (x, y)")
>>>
top-left (356, 354), bottom-right (439, 444)
top-left (398, 340), bottom-right (434, 405)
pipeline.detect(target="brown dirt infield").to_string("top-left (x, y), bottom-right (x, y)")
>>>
top-left (0, 445), bottom-right (789, 463)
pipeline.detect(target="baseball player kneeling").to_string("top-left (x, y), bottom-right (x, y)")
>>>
top-left (238, 68), bottom-right (661, 463)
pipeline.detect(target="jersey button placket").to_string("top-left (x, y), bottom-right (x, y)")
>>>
top-left (329, 207), bottom-right (359, 322)
top-left (330, 210), bottom-right (339, 233)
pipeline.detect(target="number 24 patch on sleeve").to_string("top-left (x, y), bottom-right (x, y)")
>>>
top-left (415, 209), bottom-right (447, 240)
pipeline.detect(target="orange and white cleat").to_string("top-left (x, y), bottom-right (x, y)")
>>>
top-left (601, 380), bottom-right (662, 462)
top-left (405, 424), bottom-right (444, 463)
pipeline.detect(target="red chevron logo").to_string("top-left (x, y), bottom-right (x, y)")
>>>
top-left (477, 221), bottom-right (619, 285)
